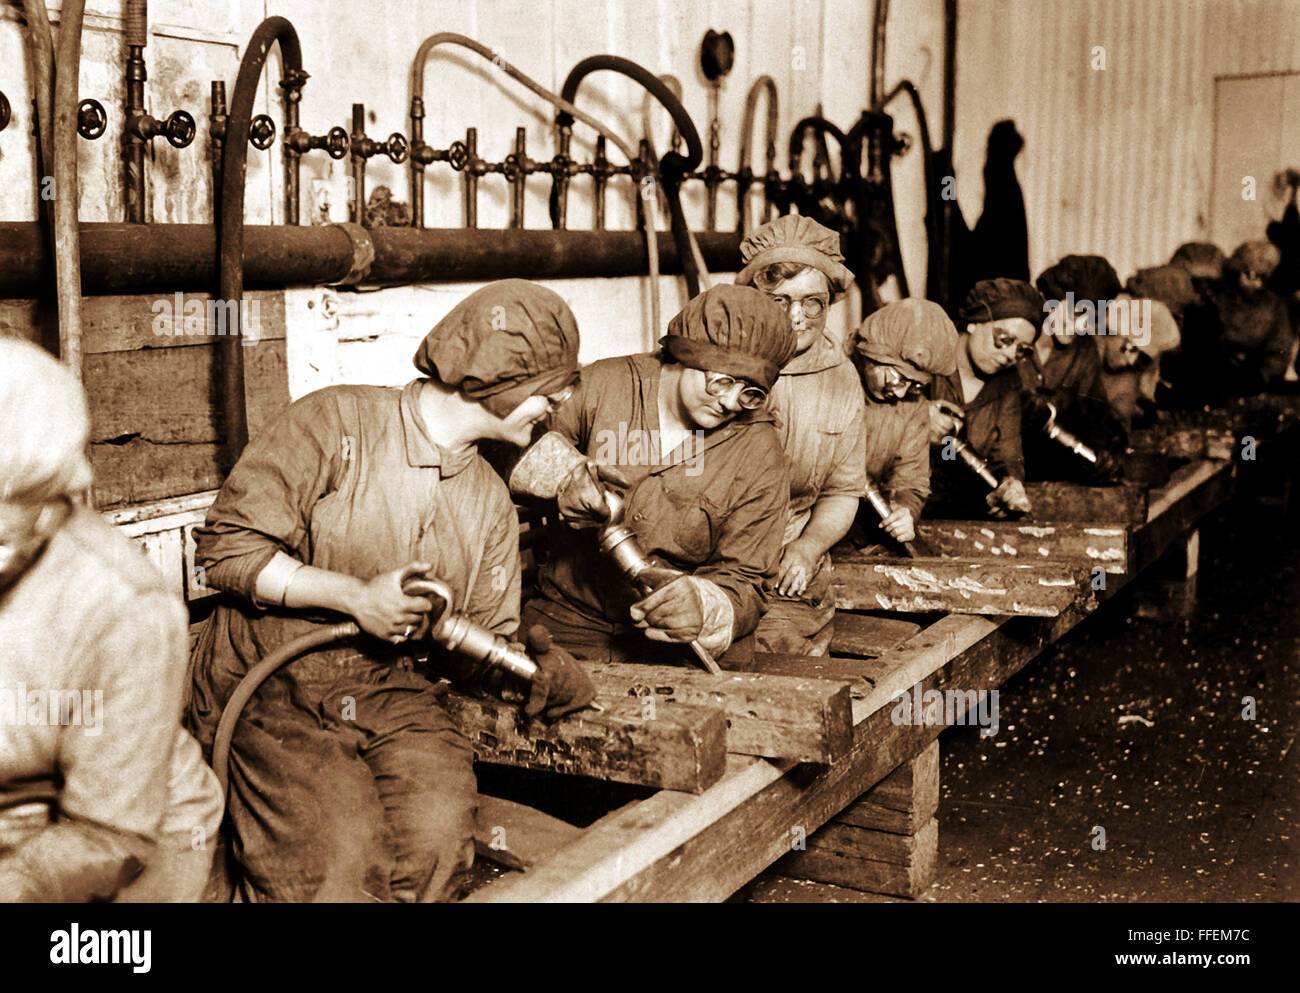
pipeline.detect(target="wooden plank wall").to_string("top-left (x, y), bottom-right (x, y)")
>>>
top-left (0, 291), bottom-right (288, 508)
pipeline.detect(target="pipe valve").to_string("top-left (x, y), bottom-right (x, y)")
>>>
top-left (129, 107), bottom-right (196, 148)
top-left (284, 124), bottom-right (349, 159)
top-left (76, 99), bottom-right (106, 139)
top-left (0, 91), bottom-right (9, 133)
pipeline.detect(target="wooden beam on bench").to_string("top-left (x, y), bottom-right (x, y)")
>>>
top-left (828, 613), bottom-right (923, 657)
top-left (444, 692), bottom-right (727, 794)
top-left (830, 558), bottom-right (1089, 616)
top-left (909, 520), bottom-right (1129, 574)
top-left (1022, 480), bottom-right (1149, 524)
top-left (583, 663), bottom-right (854, 764)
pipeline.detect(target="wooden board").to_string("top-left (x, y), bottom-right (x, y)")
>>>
top-left (584, 663), bottom-right (853, 764)
top-left (747, 877), bottom-right (902, 903)
top-left (444, 692), bottom-right (727, 794)
top-left (1023, 481), bottom-right (1149, 524)
top-left (775, 818), bottom-right (939, 898)
top-left (1131, 424), bottom-right (1236, 461)
top-left (830, 558), bottom-right (1089, 616)
top-left (908, 520), bottom-right (1129, 574)
top-left (836, 740), bottom-right (940, 835)
top-left (473, 795), bottom-right (585, 872)
top-left (828, 613), bottom-right (923, 657)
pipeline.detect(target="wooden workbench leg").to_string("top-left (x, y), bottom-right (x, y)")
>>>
top-left (769, 741), bottom-right (940, 900)
top-left (1135, 528), bottom-right (1200, 622)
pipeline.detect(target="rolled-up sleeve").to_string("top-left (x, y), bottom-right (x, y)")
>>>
top-left (0, 592), bottom-right (186, 902)
top-left (196, 393), bottom-right (344, 599)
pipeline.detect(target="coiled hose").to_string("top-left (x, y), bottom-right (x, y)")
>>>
top-left (211, 622), bottom-right (357, 798)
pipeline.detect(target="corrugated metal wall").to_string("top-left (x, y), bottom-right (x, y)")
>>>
top-left (953, 0), bottom-right (1300, 283)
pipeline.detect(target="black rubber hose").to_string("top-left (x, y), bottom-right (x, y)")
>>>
top-left (555, 55), bottom-right (705, 296)
top-left (218, 17), bottom-right (303, 472)
top-left (211, 623), bottom-right (357, 798)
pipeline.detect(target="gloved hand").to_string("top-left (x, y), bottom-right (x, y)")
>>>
top-left (555, 461), bottom-right (633, 529)
top-left (987, 477), bottom-right (1032, 517)
top-left (556, 460), bottom-right (611, 529)
top-left (522, 624), bottom-right (596, 721)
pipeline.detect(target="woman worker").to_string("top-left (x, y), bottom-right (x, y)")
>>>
top-left (849, 299), bottom-right (960, 545)
top-left (523, 283), bottom-right (797, 665)
top-left (734, 216), bottom-right (867, 655)
top-left (1023, 254), bottom-right (1127, 482)
top-left (186, 279), bottom-right (595, 903)
top-left (0, 338), bottom-right (222, 902)
top-left (928, 278), bottom-right (1042, 519)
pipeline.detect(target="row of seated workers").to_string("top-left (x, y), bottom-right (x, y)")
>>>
top-left (2, 213), bottom-right (1296, 904)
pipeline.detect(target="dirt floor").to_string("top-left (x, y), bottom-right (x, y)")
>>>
top-left (920, 496), bottom-right (1299, 903)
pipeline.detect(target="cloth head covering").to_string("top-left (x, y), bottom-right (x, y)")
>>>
top-left (1108, 293), bottom-right (1181, 361)
top-left (661, 284), bottom-right (797, 389)
top-left (412, 279), bottom-right (580, 418)
top-left (1035, 254), bottom-right (1122, 304)
top-left (0, 337), bottom-right (93, 502)
top-left (1126, 265), bottom-right (1198, 321)
top-left (853, 299), bottom-right (959, 385)
top-left (1169, 242), bottom-right (1226, 281)
top-left (735, 215), bottom-right (855, 301)
top-left (958, 278), bottom-right (1047, 331)
top-left (1226, 240), bottom-right (1282, 279)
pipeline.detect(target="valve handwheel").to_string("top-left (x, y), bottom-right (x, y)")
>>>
top-left (446, 140), bottom-right (468, 171)
top-left (77, 98), bottom-right (107, 139)
top-left (0, 91), bottom-right (9, 133)
top-left (324, 126), bottom-right (349, 159)
top-left (384, 132), bottom-right (408, 163)
top-left (164, 109), bottom-right (196, 148)
top-left (249, 114), bottom-right (276, 150)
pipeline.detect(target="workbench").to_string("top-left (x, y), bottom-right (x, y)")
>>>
top-left (460, 456), bottom-right (1240, 902)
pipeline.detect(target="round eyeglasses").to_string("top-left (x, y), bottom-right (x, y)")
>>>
top-left (769, 293), bottom-right (829, 320)
top-left (703, 371), bottom-right (768, 410)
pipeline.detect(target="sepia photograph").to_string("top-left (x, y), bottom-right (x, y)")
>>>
top-left (0, 0), bottom-right (1294, 973)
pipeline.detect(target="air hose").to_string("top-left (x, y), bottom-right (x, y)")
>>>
top-left (410, 34), bottom-right (665, 337)
top-left (556, 55), bottom-right (709, 299)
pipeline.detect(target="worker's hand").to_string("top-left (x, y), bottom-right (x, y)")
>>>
top-left (629, 575), bottom-right (705, 642)
top-left (353, 561), bottom-right (436, 643)
top-left (522, 624), bottom-right (597, 721)
top-left (881, 506), bottom-right (916, 544)
top-left (929, 399), bottom-right (965, 445)
top-left (555, 459), bottom-right (609, 529)
top-left (777, 539), bottom-right (819, 597)
top-left (987, 478), bottom-right (1032, 517)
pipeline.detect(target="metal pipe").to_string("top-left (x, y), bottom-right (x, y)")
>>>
top-left (464, 127), bottom-right (479, 228)
top-left (279, 69), bottom-right (308, 224)
top-left (737, 75), bottom-right (778, 234)
top-left (53, 0), bottom-right (86, 378)
top-left (122, 1), bottom-right (147, 223)
top-left (871, 0), bottom-right (890, 109)
top-left (349, 102), bottom-right (366, 224)
top-left (0, 222), bottom-right (744, 295)
top-left (20, 1), bottom-right (54, 190)
top-left (219, 16), bottom-right (304, 471)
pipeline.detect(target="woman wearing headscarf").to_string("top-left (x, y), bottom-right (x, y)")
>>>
top-left (1023, 255), bottom-right (1127, 482)
top-left (186, 279), bottom-right (595, 903)
top-left (733, 216), bottom-right (867, 656)
top-left (849, 299), bottom-right (959, 543)
top-left (928, 278), bottom-right (1041, 519)
top-left (524, 283), bottom-right (796, 665)
top-left (0, 338), bottom-right (222, 902)
top-left (1207, 241), bottom-right (1295, 393)
top-left (1098, 290), bottom-right (1182, 426)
